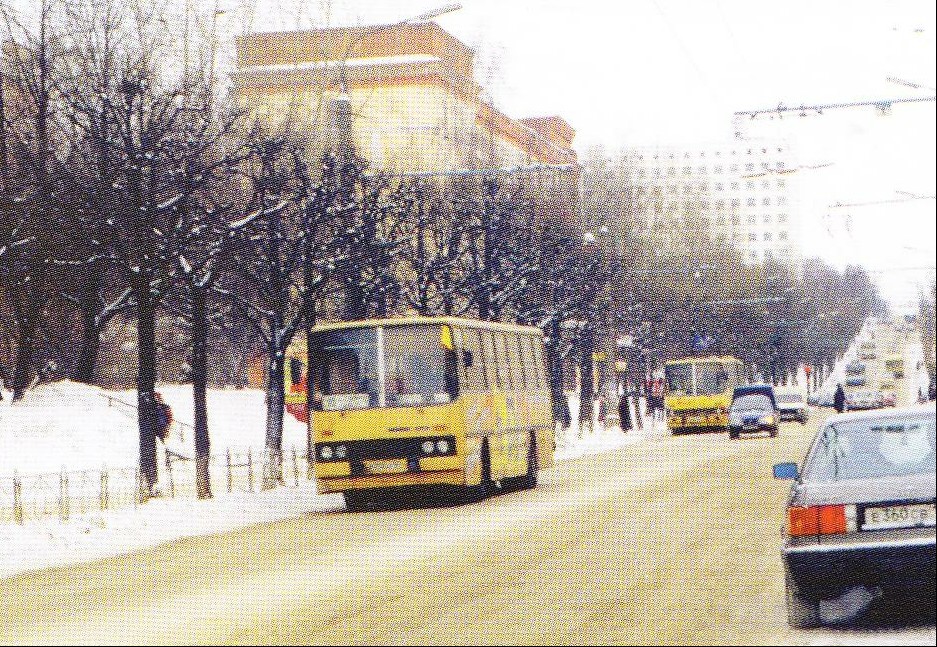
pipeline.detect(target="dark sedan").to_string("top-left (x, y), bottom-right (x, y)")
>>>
top-left (728, 385), bottom-right (779, 439)
top-left (774, 405), bottom-right (936, 628)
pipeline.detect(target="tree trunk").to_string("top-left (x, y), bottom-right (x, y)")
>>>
top-left (546, 323), bottom-right (569, 429)
top-left (192, 285), bottom-right (212, 499)
top-left (263, 333), bottom-right (286, 490)
top-left (11, 321), bottom-right (35, 402)
top-left (72, 273), bottom-right (101, 384)
top-left (578, 329), bottom-right (595, 434)
top-left (135, 278), bottom-right (159, 498)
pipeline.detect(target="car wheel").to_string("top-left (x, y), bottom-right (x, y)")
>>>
top-left (786, 574), bottom-right (820, 629)
top-left (769, 428), bottom-right (778, 438)
top-left (729, 430), bottom-right (739, 440)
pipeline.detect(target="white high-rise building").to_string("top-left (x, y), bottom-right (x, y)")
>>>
top-left (622, 140), bottom-right (803, 266)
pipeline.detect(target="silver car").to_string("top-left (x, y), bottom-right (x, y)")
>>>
top-left (774, 405), bottom-right (936, 627)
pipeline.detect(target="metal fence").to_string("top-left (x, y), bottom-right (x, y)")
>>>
top-left (0, 446), bottom-right (312, 526)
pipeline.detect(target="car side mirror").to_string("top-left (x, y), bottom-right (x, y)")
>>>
top-left (773, 462), bottom-right (799, 480)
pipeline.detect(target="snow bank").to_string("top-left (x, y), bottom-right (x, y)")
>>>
top-left (0, 381), bottom-right (308, 478)
top-left (0, 483), bottom-right (344, 579)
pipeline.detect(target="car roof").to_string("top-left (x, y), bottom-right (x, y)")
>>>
top-left (825, 403), bottom-right (936, 425)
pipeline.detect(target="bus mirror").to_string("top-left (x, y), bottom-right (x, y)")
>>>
top-left (463, 349), bottom-right (474, 368)
top-left (440, 325), bottom-right (454, 350)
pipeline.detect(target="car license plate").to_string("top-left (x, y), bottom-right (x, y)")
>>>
top-left (862, 503), bottom-right (936, 530)
top-left (363, 459), bottom-right (407, 475)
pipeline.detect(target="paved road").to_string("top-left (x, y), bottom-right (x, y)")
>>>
top-left (1, 414), bottom-right (933, 645)
top-left (1, 327), bottom-right (932, 645)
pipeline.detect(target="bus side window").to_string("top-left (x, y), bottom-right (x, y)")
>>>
top-left (508, 333), bottom-right (525, 390)
top-left (494, 332), bottom-right (512, 390)
top-left (481, 331), bottom-right (499, 390)
top-left (531, 338), bottom-right (546, 390)
top-left (521, 335), bottom-right (539, 389)
top-left (463, 328), bottom-right (487, 391)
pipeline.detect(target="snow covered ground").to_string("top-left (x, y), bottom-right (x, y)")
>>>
top-left (0, 383), bottom-right (648, 580)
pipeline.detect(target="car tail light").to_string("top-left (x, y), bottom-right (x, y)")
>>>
top-left (788, 504), bottom-right (856, 536)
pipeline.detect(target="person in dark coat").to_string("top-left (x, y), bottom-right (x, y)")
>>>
top-left (834, 383), bottom-right (846, 413)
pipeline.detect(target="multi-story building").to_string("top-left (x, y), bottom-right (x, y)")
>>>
top-left (232, 22), bottom-right (577, 175)
top-left (621, 141), bottom-right (803, 265)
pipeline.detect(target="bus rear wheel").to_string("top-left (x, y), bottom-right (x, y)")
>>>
top-left (516, 433), bottom-right (539, 490)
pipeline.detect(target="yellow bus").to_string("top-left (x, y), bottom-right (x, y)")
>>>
top-left (664, 356), bottom-right (747, 433)
top-left (884, 353), bottom-right (904, 379)
top-left (285, 317), bottom-right (555, 511)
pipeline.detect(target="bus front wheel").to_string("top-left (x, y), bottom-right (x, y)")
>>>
top-left (343, 490), bottom-right (370, 512)
top-left (461, 441), bottom-right (491, 504)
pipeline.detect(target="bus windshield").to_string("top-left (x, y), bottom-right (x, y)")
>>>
top-left (310, 324), bottom-right (458, 411)
top-left (696, 362), bottom-right (730, 396)
top-left (665, 363), bottom-right (693, 395)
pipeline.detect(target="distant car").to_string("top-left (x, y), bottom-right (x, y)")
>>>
top-left (845, 375), bottom-right (867, 387)
top-left (845, 362), bottom-right (866, 376)
top-left (807, 392), bottom-right (820, 407)
top-left (774, 405), bottom-right (936, 628)
top-left (882, 391), bottom-right (897, 407)
top-left (776, 388), bottom-right (809, 424)
top-left (847, 390), bottom-right (884, 411)
top-left (728, 384), bottom-right (779, 439)
top-left (813, 391), bottom-right (836, 408)
top-left (860, 351), bottom-right (877, 360)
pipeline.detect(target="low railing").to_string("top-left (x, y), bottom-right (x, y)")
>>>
top-left (0, 445), bottom-right (312, 526)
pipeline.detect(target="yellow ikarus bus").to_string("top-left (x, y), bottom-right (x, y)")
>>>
top-left (285, 317), bottom-right (555, 511)
top-left (884, 353), bottom-right (904, 379)
top-left (664, 356), bottom-right (747, 433)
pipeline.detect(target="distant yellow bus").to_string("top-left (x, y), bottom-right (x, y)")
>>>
top-left (285, 317), bottom-right (555, 511)
top-left (884, 353), bottom-right (904, 379)
top-left (664, 356), bottom-right (747, 433)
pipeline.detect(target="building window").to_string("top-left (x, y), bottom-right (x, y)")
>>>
top-left (731, 198), bottom-right (740, 207)
top-left (778, 196), bottom-right (787, 206)
top-left (747, 198), bottom-right (756, 207)
top-left (778, 213), bottom-right (787, 223)
top-left (683, 166), bottom-right (692, 175)
top-left (779, 231), bottom-right (788, 241)
top-left (747, 214), bottom-right (756, 224)
top-left (730, 164), bottom-right (739, 172)
top-left (749, 233), bottom-right (757, 242)
top-left (764, 214), bottom-right (771, 223)
top-left (762, 180), bottom-right (770, 190)
top-left (698, 165), bottom-right (707, 174)
top-left (762, 197), bottom-right (771, 206)
top-left (714, 165), bottom-right (723, 174)
top-left (764, 232), bottom-right (773, 241)
top-left (668, 167), bottom-right (676, 176)
top-left (730, 182), bottom-right (739, 190)
top-left (716, 200), bottom-right (725, 209)
top-left (777, 161), bottom-right (785, 170)
top-left (732, 214), bottom-right (740, 225)
top-left (715, 183), bottom-right (724, 191)
top-left (745, 163), bottom-right (754, 172)
top-left (777, 179), bottom-right (785, 188)
top-left (716, 215), bottom-right (725, 225)
top-left (746, 180), bottom-right (755, 190)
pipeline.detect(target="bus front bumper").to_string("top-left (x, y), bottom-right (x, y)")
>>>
top-left (668, 411), bottom-right (728, 430)
top-left (317, 468), bottom-right (466, 494)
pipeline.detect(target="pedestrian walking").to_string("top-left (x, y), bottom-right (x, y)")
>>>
top-left (834, 383), bottom-right (846, 414)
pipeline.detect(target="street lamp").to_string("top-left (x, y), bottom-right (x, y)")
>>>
top-left (332, 3), bottom-right (462, 158)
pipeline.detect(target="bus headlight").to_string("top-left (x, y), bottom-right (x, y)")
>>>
top-left (436, 439), bottom-right (450, 454)
top-left (760, 415), bottom-right (776, 426)
top-left (320, 445), bottom-right (333, 460)
top-left (421, 440), bottom-right (435, 455)
top-left (335, 444), bottom-right (347, 459)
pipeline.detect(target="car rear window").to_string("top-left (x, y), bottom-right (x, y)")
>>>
top-left (777, 394), bottom-right (804, 403)
top-left (804, 412), bottom-right (936, 482)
